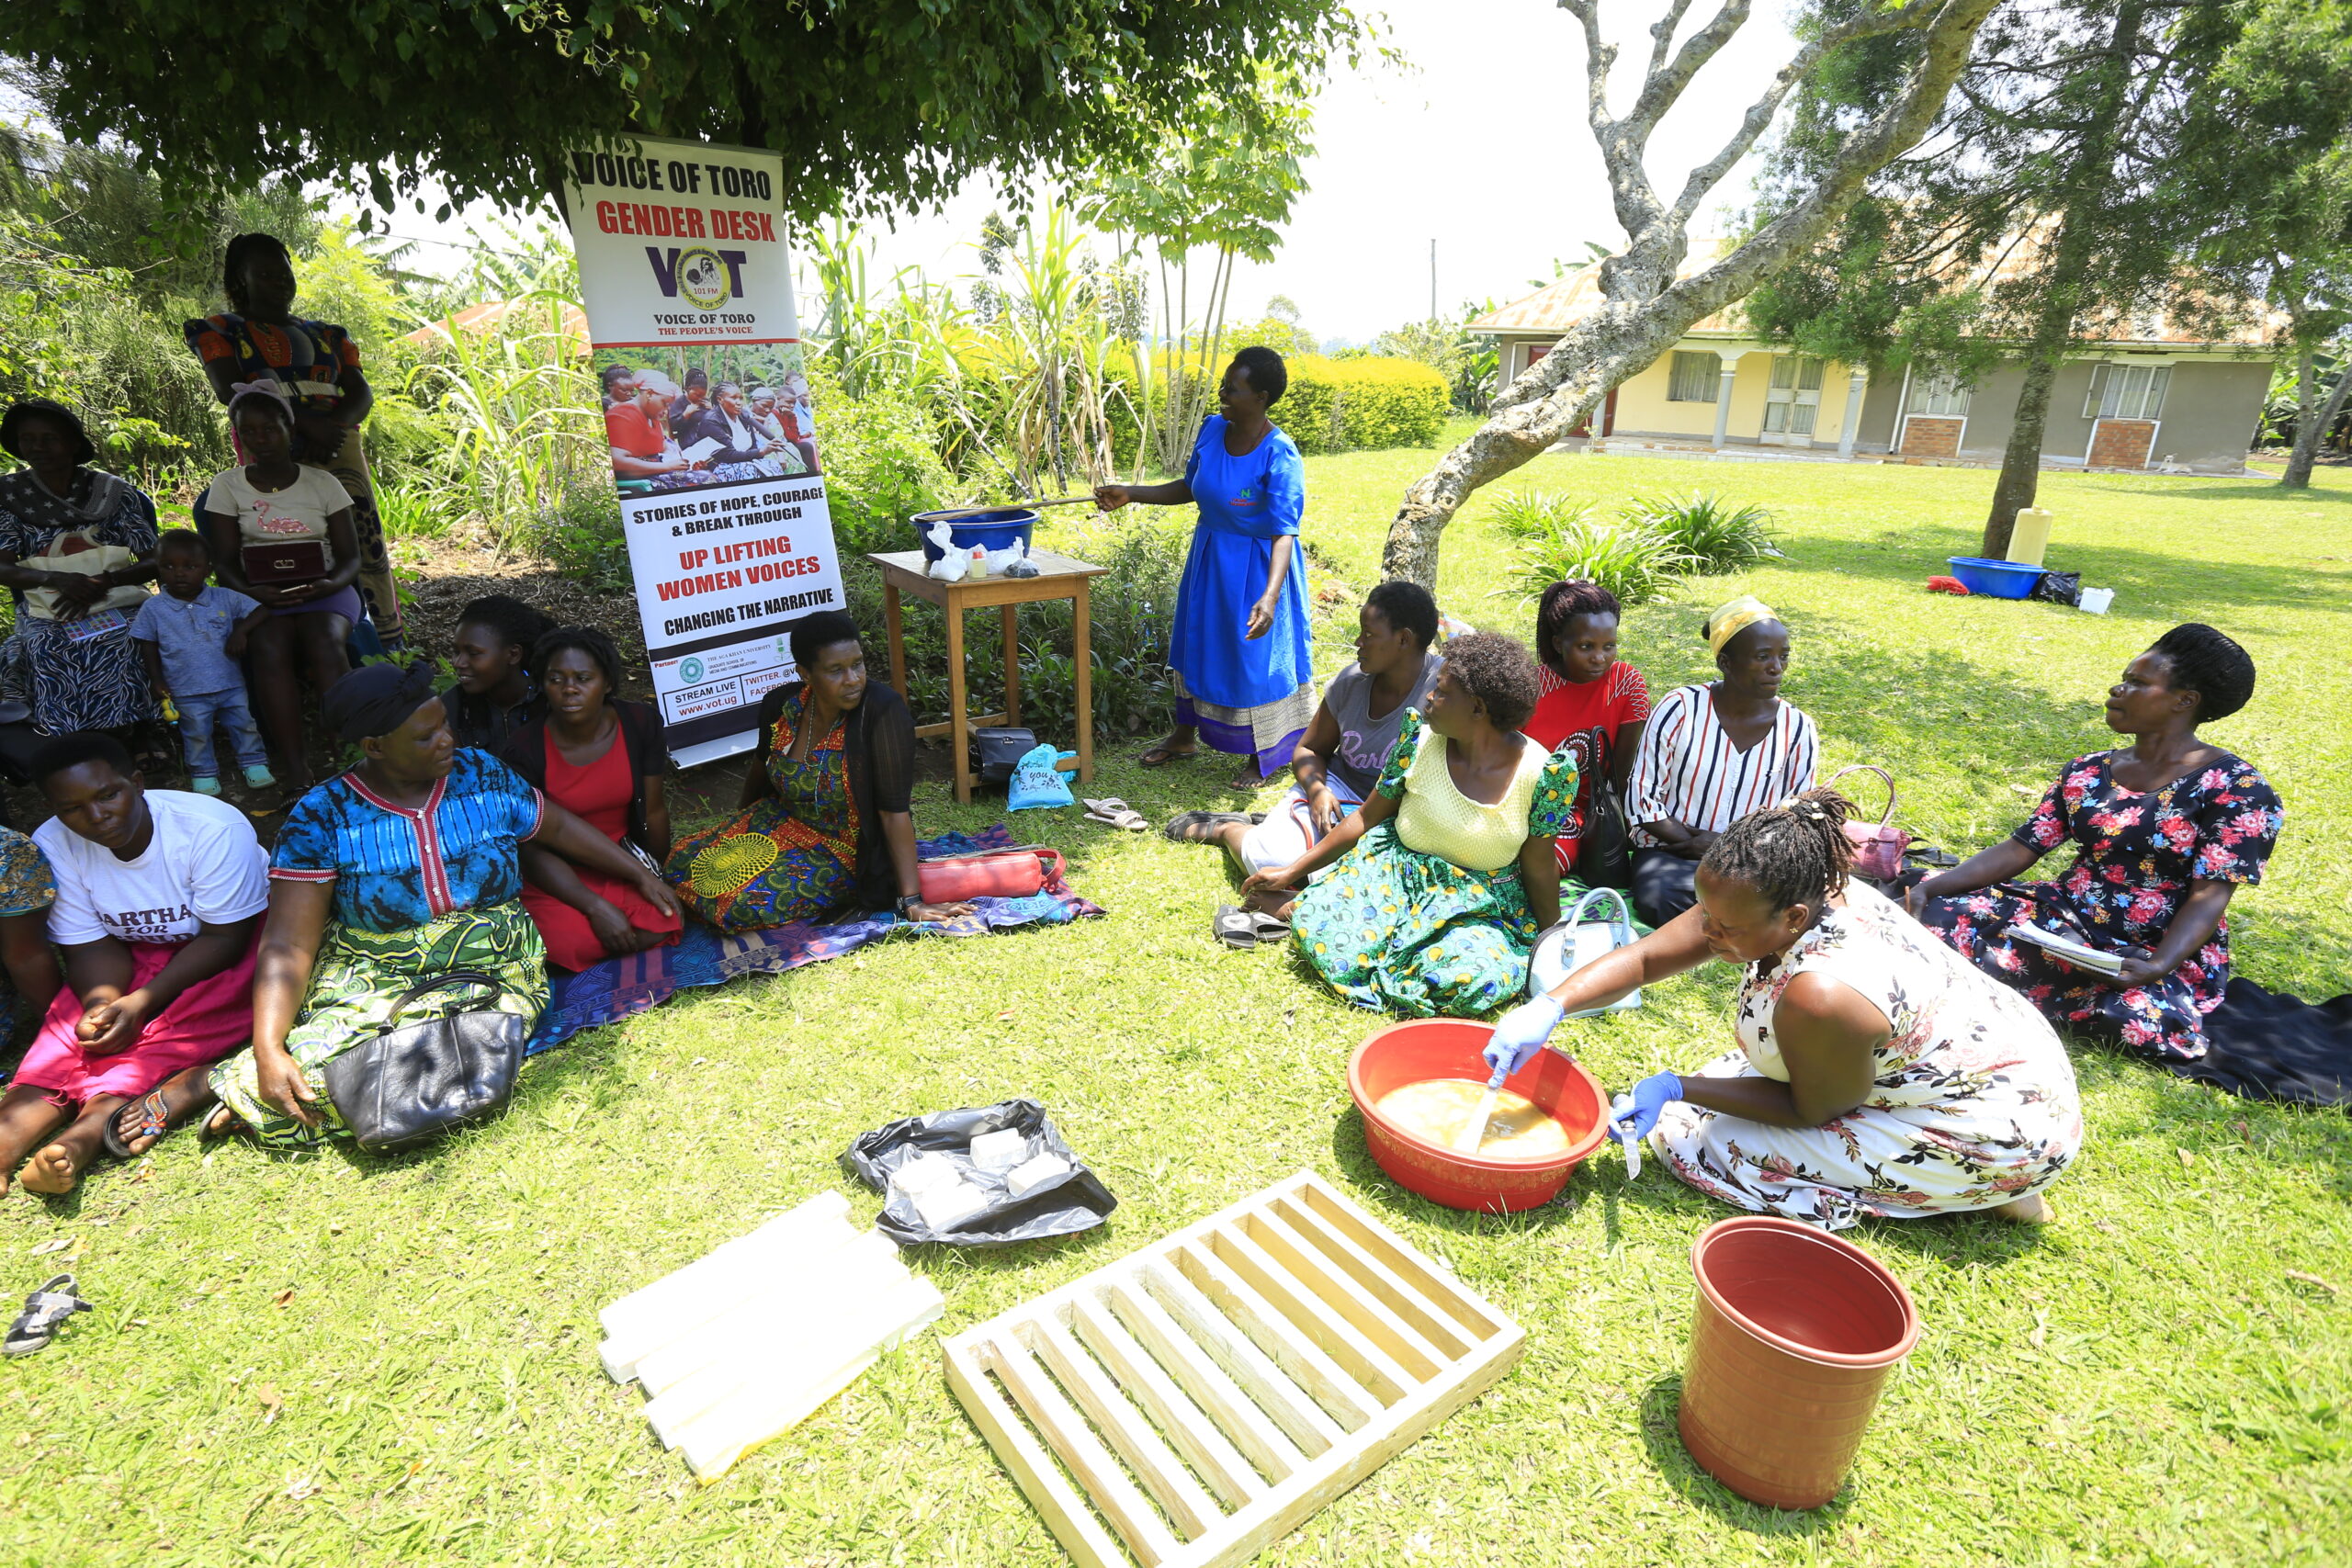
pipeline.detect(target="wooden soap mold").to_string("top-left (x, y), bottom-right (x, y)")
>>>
top-left (943, 1170), bottom-right (1525, 1568)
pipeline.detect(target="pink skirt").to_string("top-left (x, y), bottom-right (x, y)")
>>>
top-left (13, 931), bottom-right (261, 1107)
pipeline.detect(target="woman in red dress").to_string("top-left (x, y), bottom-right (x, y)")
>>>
top-left (1521, 580), bottom-right (1649, 877)
top-left (501, 627), bottom-right (683, 970)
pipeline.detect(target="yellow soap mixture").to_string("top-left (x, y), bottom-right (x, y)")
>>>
top-left (1375, 1079), bottom-right (1573, 1159)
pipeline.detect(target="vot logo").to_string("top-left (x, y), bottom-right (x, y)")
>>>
top-left (644, 246), bottom-right (748, 309)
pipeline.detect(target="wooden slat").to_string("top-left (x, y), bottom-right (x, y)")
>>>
top-left (1167, 1243), bottom-right (1379, 1434)
top-left (1295, 1180), bottom-right (1508, 1339)
top-left (1104, 1276), bottom-right (1304, 1484)
top-left (1136, 1259), bottom-right (1346, 1459)
top-left (1264, 1195), bottom-right (1475, 1360)
top-left (1068, 1294), bottom-right (1264, 1513)
top-left (1202, 1228), bottom-right (1417, 1404)
top-left (1026, 1315), bottom-right (1223, 1541)
top-left (944, 1344), bottom-right (1136, 1568)
top-left (993, 1338), bottom-right (1180, 1567)
top-left (1239, 1210), bottom-right (1449, 1378)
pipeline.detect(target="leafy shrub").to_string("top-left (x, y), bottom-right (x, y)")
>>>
top-left (804, 359), bottom-right (957, 558)
top-left (376, 480), bottom-right (455, 540)
top-left (1500, 506), bottom-right (1689, 609)
top-left (1487, 489), bottom-right (1592, 542)
top-left (539, 479), bottom-right (631, 595)
top-left (1623, 491), bottom-right (1777, 573)
top-left (1280, 355), bottom-right (1450, 455)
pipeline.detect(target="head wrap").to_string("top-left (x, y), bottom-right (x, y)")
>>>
top-left (1702, 594), bottom-right (1779, 655)
top-left (322, 661), bottom-right (437, 743)
top-left (0, 399), bottom-right (96, 467)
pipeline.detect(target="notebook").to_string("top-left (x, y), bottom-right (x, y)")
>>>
top-left (2004, 924), bottom-right (2126, 976)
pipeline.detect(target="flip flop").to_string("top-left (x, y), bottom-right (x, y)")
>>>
top-left (1212, 905), bottom-right (1259, 950)
top-left (1137, 741), bottom-right (1198, 768)
top-left (1247, 910), bottom-right (1291, 943)
top-left (4, 1273), bottom-right (91, 1357)
top-left (102, 1088), bottom-right (173, 1161)
top-left (1164, 810), bottom-right (1251, 843)
top-left (1081, 797), bottom-right (1148, 831)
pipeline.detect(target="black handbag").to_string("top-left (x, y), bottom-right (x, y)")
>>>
top-left (1577, 778), bottom-right (1634, 891)
top-left (968, 726), bottom-right (1037, 785)
top-left (322, 970), bottom-right (526, 1152)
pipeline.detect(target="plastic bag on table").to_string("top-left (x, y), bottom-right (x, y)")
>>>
top-left (843, 1098), bottom-right (1117, 1247)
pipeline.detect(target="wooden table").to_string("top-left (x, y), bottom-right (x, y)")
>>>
top-left (865, 548), bottom-right (1110, 804)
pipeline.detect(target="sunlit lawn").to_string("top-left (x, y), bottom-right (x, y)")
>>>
top-left (5, 425), bottom-right (2347, 1567)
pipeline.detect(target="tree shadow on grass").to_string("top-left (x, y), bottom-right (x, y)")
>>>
top-left (1772, 522), bottom-right (2346, 615)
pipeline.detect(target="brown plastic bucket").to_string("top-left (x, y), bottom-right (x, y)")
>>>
top-left (1678, 1216), bottom-right (1920, 1508)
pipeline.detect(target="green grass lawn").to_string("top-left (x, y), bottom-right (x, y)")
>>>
top-left (6, 433), bottom-right (2348, 1567)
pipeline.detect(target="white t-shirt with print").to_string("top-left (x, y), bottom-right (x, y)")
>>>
top-left (35, 789), bottom-right (269, 945)
top-left (203, 464), bottom-right (350, 569)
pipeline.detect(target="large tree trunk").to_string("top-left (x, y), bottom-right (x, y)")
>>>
top-left (1379, 0), bottom-right (2001, 589)
top-left (1980, 0), bottom-right (2149, 556)
top-left (2280, 353), bottom-right (2352, 489)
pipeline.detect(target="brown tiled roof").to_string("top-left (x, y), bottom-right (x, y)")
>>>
top-left (1468, 237), bottom-right (2280, 348)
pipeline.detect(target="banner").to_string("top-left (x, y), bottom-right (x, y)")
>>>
top-left (559, 135), bottom-right (842, 767)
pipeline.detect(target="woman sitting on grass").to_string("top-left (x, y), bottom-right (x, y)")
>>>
top-left (1623, 594), bottom-right (1816, 927)
top-left (1243, 631), bottom-right (1576, 1017)
top-left (664, 611), bottom-right (971, 931)
top-left (1487, 791), bottom-right (2084, 1229)
top-left (1523, 579), bottom-right (1649, 879)
top-left (1908, 623), bottom-right (2282, 1063)
top-left (502, 626), bottom-right (683, 971)
top-left (442, 595), bottom-right (551, 753)
top-left (196, 663), bottom-right (681, 1147)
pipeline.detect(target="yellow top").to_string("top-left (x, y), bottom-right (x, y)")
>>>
top-left (1393, 723), bottom-right (1567, 872)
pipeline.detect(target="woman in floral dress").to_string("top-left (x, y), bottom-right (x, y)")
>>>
top-left (1910, 624), bottom-right (2282, 1062)
top-left (1485, 791), bottom-right (2083, 1229)
top-left (663, 613), bottom-right (969, 931)
top-left (1245, 632), bottom-right (1577, 1017)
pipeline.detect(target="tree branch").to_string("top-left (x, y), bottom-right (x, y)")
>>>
top-left (1626, 0), bottom-right (1753, 136)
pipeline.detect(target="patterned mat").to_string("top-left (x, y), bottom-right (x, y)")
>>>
top-left (525, 825), bottom-right (1101, 1055)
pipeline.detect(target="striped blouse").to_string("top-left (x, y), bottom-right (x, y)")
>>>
top-left (1625, 683), bottom-right (1818, 847)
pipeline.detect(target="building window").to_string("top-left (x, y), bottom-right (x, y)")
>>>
top-left (1668, 350), bottom-right (1720, 402)
top-left (1905, 371), bottom-right (1971, 419)
top-left (2084, 362), bottom-right (2170, 421)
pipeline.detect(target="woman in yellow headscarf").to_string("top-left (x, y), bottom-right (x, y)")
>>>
top-left (1622, 595), bottom-right (1818, 925)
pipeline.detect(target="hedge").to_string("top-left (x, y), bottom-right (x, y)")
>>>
top-left (1280, 355), bottom-right (1450, 455)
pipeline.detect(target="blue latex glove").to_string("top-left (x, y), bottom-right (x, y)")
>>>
top-left (1483, 995), bottom-right (1565, 1079)
top-left (1610, 1072), bottom-right (1684, 1142)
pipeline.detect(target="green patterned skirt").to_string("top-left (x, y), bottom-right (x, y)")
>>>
top-left (1291, 822), bottom-right (1576, 1019)
top-left (209, 900), bottom-right (548, 1149)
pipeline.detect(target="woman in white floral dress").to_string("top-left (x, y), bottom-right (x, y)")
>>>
top-left (1483, 790), bottom-right (2083, 1229)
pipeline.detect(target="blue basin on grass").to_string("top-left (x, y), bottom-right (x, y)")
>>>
top-left (1946, 556), bottom-right (2043, 599)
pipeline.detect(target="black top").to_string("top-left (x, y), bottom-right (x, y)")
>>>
top-left (500, 697), bottom-right (667, 847)
top-left (752, 679), bottom-right (915, 912)
top-left (681, 404), bottom-right (774, 467)
top-left (442, 681), bottom-right (542, 754)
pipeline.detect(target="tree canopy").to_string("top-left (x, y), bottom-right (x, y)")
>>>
top-left (2, 0), bottom-right (1363, 227)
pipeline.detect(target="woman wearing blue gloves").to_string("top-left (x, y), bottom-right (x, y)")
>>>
top-left (1485, 790), bottom-right (2083, 1230)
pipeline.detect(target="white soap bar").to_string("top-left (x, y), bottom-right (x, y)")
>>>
top-left (633, 1232), bottom-right (906, 1399)
top-left (968, 1128), bottom-right (1029, 1173)
top-left (600, 1216), bottom-right (865, 1382)
top-left (597, 1190), bottom-right (851, 1341)
top-left (1006, 1153), bottom-right (1069, 1198)
top-left (889, 1151), bottom-right (963, 1197)
top-left (912, 1178), bottom-right (989, 1230)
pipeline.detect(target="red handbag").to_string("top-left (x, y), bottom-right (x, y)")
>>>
top-left (917, 847), bottom-right (1063, 903)
top-left (1826, 764), bottom-right (1910, 882)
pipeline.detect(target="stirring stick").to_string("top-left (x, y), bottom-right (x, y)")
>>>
top-left (1455, 1071), bottom-right (1507, 1155)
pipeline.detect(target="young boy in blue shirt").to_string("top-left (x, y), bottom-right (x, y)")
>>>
top-left (129, 531), bottom-right (276, 795)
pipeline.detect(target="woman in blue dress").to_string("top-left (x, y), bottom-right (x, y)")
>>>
top-left (1094, 346), bottom-right (1313, 788)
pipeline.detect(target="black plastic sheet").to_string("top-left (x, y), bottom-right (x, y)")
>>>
top-left (843, 1099), bottom-right (1116, 1247)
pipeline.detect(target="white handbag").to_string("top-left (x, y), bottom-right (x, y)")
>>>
top-left (1527, 886), bottom-right (1642, 1017)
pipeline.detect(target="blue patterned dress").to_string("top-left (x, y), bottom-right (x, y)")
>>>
top-left (208, 749), bottom-right (549, 1146)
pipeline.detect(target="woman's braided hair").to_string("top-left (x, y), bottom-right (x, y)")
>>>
top-left (1699, 787), bottom-right (1859, 916)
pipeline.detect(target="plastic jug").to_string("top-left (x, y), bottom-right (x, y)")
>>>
top-left (2006, 508), bottom-right (2053, 567)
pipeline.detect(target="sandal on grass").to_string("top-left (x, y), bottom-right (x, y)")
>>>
top-left (102, 1088), bottom-right (172, 1160)
top-left (5, 1273), bottom-right (91, 1358)
top-left (1081, 797), bottom-right (1148, 831)
top-left (1248, 910), bottom-right (1291, 943)
top-left (1164, 810), bottom-right (1251, 844)
top-left (1137, 740), bottom-right (1197, 768)
top-left (1212, 906), bottom-right (1259, 951)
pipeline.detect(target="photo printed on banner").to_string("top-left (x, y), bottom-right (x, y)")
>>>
top-left (561, 135), bottom-right (844, 765)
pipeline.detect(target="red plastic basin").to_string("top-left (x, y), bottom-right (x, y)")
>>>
top-left (1347, 1018), bottom-right (1608, 1213)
